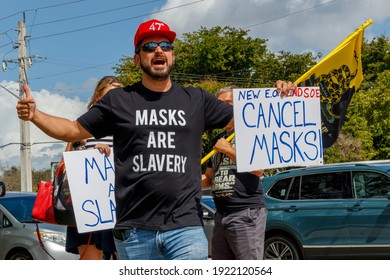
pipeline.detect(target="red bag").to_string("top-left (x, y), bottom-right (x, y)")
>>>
top-left (32, 181), bottom-right (56, 224)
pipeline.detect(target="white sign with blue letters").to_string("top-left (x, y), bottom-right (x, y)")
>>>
top-left (63, 149), bottom-right (116, 233)
top-left (233, 87), bottom-right (323, 172)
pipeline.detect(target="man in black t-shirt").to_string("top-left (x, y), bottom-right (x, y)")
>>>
top-left (16, 19), bottom-right (295, 260)
top-left (202, 86), bottom-right (267, 260)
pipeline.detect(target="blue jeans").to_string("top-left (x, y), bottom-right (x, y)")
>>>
top-left (114, 226), bottom-right (208, 260)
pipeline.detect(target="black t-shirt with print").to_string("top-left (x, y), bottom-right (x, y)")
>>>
top-left (78, 82), bottom-right (233, 230)
top-left (208, 130), bottom-right (265, 214)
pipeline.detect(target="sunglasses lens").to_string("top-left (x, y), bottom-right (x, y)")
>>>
top-left (141, 42), bottom-right (158, 52)
top-left (141, 42), bottom-right (173, 52)
top-left (159, 42), bottom-right (173, 51)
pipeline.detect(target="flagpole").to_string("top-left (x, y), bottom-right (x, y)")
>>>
top-left (201, 132), bottom-right (235, 165)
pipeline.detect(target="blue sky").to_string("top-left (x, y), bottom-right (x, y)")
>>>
top-left (0, 0), bottom-right (389, 171)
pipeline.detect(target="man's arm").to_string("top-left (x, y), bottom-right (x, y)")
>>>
top-left (214, 138), bottom-right (263, 177)
top-left (16, 84), bottom-right (93, 142)
top-left (202, 168), bottom-right (213, 190)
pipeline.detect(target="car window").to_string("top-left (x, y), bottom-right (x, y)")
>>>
top-left (3, 215), bottom-right (12, 228)
top-left (267, 177), bottom-right (293, 200)
top-left (0, 196), bottom-right (35, 222)
top-left (287, 176), bottom-right (301, 200)
top-left (352, 171), bottom-right (390, 199)
top-left (300, 172), bottom-right (347, 199)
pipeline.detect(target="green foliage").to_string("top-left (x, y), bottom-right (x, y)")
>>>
top-left (113, 56), bottom-right (142, 86)
top-left (0, 167), bottom-right (20, 191)
top-left (323, 133), bottom-right (367, 163)
top-left (361, 70), bottom-right (390, 159)
top-left (0, 167), bottom-right (51, 192)
top-left (361, 35), bottom-right (390, 88)
top-left (172, 26), bottom-right (268, 86)
top-left (254, 51), bottom-right (320, 85)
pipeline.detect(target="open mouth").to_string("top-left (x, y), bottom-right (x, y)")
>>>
top-left (152, 56), bottom-right (166, 66)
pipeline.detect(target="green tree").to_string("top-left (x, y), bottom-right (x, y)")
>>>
top-left (0, 167), bottom-right (20, 191)
top-left (173, 26), bottom-right (268, 86)
top-left (360, 70), bottom-right (390, 159)
top-left (0, 167), bottom-right (52, 192)
top-left (254, 51), bottom-right (320, 86)
top-left (361, 35), bottom-right (390, 88)
top-left (113, 56), bottom-right (142, 86)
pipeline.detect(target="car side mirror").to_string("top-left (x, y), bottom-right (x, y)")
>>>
top-left (0, 181), bottom-right (5, 197)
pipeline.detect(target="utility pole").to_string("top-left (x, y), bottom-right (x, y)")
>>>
top-left (18, 18), bottom-right (32, 192)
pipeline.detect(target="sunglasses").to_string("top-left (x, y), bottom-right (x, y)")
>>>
top-left (136, 41), bottom-right (174, 53)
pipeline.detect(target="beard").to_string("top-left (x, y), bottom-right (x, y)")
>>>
top-left (140, 60), bottom-right (173, 81)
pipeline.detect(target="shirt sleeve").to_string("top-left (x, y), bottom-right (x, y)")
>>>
top-left (77, 92), bottom-right (115, 139)
top-left (202, 88), bottom-right (233, 130)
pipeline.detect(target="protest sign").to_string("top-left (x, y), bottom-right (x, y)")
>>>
top-left (233, 87), bottom-right (323, 172)
top-left (63, 149), bottom-right (116, 233)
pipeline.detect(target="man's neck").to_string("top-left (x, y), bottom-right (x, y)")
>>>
top-left (142, 75), bottom-right (172, 92)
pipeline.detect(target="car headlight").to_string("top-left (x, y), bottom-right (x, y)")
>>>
top-left (34, 231), bottom-right (67, 246)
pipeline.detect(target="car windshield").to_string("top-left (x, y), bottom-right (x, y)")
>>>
top-left (0, 196), bottom-right (35, 222)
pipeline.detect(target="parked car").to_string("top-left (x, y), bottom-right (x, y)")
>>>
top-left (262, 160), bottom-right (390, 260)
top-left (202, 160), bottom-right (390, 260)
top-left (0, 188), bottom-right (78, 260)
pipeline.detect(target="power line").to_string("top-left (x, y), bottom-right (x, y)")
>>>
top-left (29, 61), bottom-right (118, 80)
top-left (28, 0), bottom-right (160, 27)
top-left (30, 0), bottom-right (205, 40)
top-left (0, 141), bottom-right (65, 149)
top-left (1, 0), bottom-right (205, 81)
top-left (0, 0), bottom-right (87, 22)
top-left (0, 84), bottom-right (19, 99)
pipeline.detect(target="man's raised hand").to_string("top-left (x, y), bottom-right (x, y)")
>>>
top-left (16, 84), bottom-right (36, 121)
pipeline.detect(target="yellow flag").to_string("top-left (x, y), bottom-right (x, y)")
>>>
top-left (295, 19), bottom-right (373, 149)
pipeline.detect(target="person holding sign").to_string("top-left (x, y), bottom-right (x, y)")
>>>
top-left (65, 76), bottom-right (123, 260)
top-left (16, 19), bottom-right (295, 260)
top-left (202, 86), bottom-right (267, 260)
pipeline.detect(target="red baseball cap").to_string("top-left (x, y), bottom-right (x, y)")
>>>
top-left (134, 19), bottom-right (176, 48)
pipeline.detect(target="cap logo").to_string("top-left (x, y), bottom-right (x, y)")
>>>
top-left (149, 22), bottom-right (165, 31)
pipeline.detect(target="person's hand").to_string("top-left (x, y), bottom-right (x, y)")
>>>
top-left (274, 80), bottom-right (297, 97)
top-left (214, 138), bottom-right (232, 154)
top-left (16, 84), bottom-right (36, 121)
top-left (94, 143), bottom-right (111, 156)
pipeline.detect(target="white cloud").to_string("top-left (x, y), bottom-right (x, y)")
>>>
top-left (157, 0), bottom-right (388, 55)
top-left (0, 81), bottom-right (86, 172)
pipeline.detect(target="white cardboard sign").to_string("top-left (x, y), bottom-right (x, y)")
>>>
top-left (63, 149), bottom-right (116, 233)
top-left (233, 87), bottom-right (323, 172)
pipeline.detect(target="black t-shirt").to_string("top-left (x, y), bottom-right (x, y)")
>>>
top-left (208, 130), bottom-right (265, 213)
top-left (78, 82), bottom-right (233, 230)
